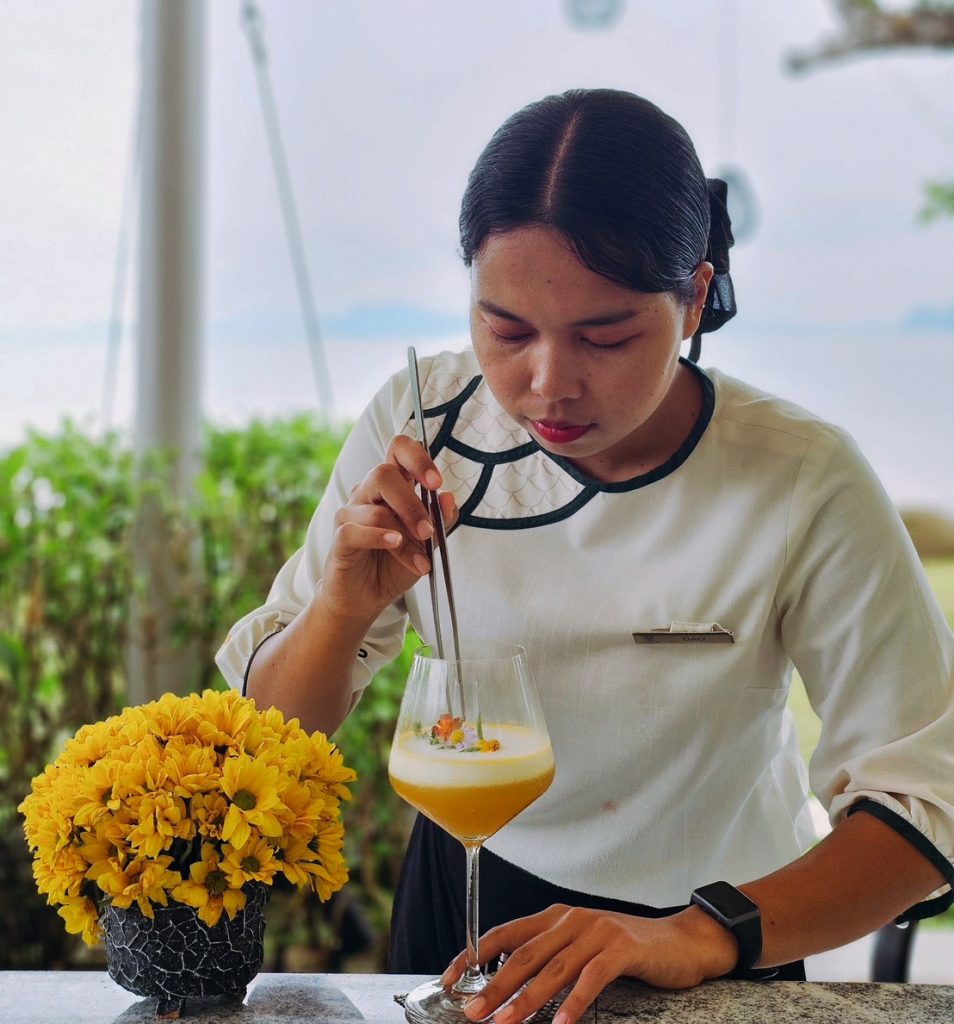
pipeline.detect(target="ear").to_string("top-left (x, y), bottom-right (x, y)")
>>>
top-left (682, 262), bottom-right (714, 340)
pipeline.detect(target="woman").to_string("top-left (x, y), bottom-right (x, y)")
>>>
top-left (217, 89), bottom-right (954, 1022)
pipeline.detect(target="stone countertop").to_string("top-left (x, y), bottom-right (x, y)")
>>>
top-left (2, 972), bottom-right (954, 1024)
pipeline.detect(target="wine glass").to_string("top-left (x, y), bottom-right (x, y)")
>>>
top-left (389, 640), bottom-right (555, 1024)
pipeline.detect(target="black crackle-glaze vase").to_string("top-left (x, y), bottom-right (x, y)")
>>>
top-left (102, 883), bottom-right (267, 1019)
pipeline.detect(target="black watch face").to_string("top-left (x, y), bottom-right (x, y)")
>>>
top-left (694, 881), bottom-right (758, 922)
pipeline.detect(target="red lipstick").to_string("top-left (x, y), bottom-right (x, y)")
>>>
top-left (532, 421), bottom-right (591, 444)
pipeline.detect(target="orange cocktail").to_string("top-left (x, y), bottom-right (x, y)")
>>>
top-left (390, 642), bottom-right (553, 1024)
top-left (388, 722), bottom-right (554, 844)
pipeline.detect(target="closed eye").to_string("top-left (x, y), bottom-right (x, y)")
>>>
top-left (582, 334), bottom-right (637, 350)
top-left (489, 327), bottom-right (533, 343)
top-left (486, 323), bottom-right (636, 348)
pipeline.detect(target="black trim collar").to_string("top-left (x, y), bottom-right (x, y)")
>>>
top-left (537, 357), bottom-right (715, 493)
top-left (425, 357), bottom-right (716, 532)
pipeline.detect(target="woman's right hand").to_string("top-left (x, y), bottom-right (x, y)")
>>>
top-left (319, 434), bottom-right (458, 624)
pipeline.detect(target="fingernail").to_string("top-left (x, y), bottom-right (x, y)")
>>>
top-left (552, 1013), bottom-right (568, 1024)
top-left (465, 997), bottom-right (486, 1018)
top-left (384, 531), bottom-right (402, 546)
top-left (413, 553), bottom-right (431, 574)
top-left (426, 470), bottom-right (442, 489)
top-left (417, 519), bottom-right (434, 540)
top-left (494, 1009), bottom-right (515, 1024)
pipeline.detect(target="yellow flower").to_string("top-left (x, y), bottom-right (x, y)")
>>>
top-left (32, 844), bottom-right (88, 902)
top-left (141, 691), bottom-right (202, 741)
top-left (72, 757), bottom-right (146, 829)
top-left (126, 791), bottom-right (193, 859)
top-left (195, 690), bottom-right (258, 755)
top-left (129, 733), bottom-right (170, 790)
top-left (269, 734), bottom-right (308, 780)
top-left (60, 721), bottom-right (114, 768)
top-left (20, 766), bottom-right (77, 851)
top-left (274, 837), bottom-right (325, 888)
top-left (95, 856), bottom-right (182, 918)
top-left (172, 843), bottom-right (246, 928)
top-left (161, 737), bottom-right (218, 798)
top-left (192, 791), bottom-right (230, 840)
top-left (305, 818), bottom-right (350, 902)
top-left (301, 732), bottom-right (357, 800)
top-left (84, 845), bottom-right (139, 902)
top-left (276, 780), bottom-right (326, 841)
top-left (57, 896), bottom-right (102, 946)
top-left (77, 820), bottom-right (130, 878)
top-left (221, 837), bottom-right (280, 888)
top-left (221, 754), bottom-right (283, 848)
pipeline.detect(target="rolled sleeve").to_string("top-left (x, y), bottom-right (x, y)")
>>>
top-left (214, 604), bottom-right (290, 695)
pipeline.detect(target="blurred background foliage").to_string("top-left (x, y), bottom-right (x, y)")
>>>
top-left (2, 417), bottom-right (953, 970)
top-left (0, 417), bottom-right (413, 971)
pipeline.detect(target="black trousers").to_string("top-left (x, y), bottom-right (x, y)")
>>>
top-left (388, 815), bottom-right (805, 981)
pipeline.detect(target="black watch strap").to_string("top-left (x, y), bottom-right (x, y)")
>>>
top-left (690, 880), bottom-right (762, 972)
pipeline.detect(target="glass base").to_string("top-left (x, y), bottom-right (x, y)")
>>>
top-left (402, 976), bottom-right (486, 1024)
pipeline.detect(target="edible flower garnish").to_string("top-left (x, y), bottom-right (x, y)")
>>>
top-left (413, 715), bottom-right (502, 753)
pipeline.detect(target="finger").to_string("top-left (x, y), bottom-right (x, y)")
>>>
top-left (460, 929), bottom-right (573, 1015)
top-left (387, 433), bottom-right (443, 490)
top-left (332, 521), bottom-right (430, 575)
top-left (352, 463), bottom-right (435, 542)
top-left (547, 956), bottom-right (619, 1024)
top-left (496, 945), bottom-right (618, 1024)
top-left (465, 934), bottom-right (576, 1023)
top-left (440, 950), bottom-right (468, 988)
top-left (337, 498), bottom-right (407, 535)
top-left (337, 502), bottom-right (431, 566)
top-left (442, 913), bottom-right (554, 987)
top-left (437, 488), bottom-right (459, 528)
top-left (472, 911), bottom-right (563, 970)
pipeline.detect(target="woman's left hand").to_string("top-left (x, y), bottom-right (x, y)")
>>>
top-left (441, 904), bottom-right (738, 1024)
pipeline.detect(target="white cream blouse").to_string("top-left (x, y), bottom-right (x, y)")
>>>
top-left (217, 348), bottom-right (954, 916)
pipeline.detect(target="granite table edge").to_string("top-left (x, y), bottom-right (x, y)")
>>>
top-left (2, 971), bottom-right (953, 1023)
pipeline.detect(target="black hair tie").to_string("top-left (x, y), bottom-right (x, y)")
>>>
top-left (689, 177), bottom-right (737, 363)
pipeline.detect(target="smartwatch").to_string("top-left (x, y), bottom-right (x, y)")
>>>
top-left (690, 881), bottom-right (762, 972)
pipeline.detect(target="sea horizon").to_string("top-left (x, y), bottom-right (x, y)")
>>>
top-left (3, 321), bottom-right (952, 515)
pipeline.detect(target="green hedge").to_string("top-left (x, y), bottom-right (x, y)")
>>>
top-left (0, 418), bottom-right (413, 970)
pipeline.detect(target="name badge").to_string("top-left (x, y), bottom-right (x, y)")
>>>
top-left (632, 622), bottom-right (735, 645)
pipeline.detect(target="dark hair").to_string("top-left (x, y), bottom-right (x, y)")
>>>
top-left (459, 89), bottom-right (735, 343)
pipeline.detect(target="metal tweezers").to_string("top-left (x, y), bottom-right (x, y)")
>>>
top-left (407, 346), bottom-right (462, 667)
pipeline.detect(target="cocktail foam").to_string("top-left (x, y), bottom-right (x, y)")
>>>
top-left (388, 722), bottom-right (553, 788)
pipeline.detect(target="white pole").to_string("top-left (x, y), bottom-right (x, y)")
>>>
top-left (128, 0), bottom-right (206, 704)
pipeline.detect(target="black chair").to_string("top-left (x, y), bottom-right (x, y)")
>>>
top-left (871, 920), bottom-right (918, 982)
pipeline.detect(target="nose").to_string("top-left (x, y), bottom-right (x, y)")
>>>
top-left (529, 339), bottom-right (583, 404)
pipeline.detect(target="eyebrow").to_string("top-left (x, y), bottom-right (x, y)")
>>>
top-left (477, 299), bottom-right (640, 328)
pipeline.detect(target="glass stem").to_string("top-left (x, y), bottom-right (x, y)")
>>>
top-left (454, 842), bottom-right (485, 995)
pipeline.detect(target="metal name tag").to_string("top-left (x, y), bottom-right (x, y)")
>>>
top-left (633, 623), bottom-right (735, 645)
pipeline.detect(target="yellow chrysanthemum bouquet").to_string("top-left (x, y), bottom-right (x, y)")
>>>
top-left (18, 689), bottom-right (356, 946)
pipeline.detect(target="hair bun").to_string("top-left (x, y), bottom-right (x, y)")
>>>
top-left (705, 178), bottom-right (734, 273)
top-left (688, 178), bottom-right (737, 361)
top-left (699, 177), bottom-right (737, 335)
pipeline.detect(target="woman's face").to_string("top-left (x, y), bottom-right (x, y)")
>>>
top-left (470, 226), bottom-right (712, 483)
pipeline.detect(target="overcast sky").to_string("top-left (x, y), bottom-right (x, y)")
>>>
top-left (3, 0), bottom-right (953, 329)
top-left (1, 0), bottom-right (952, 505)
